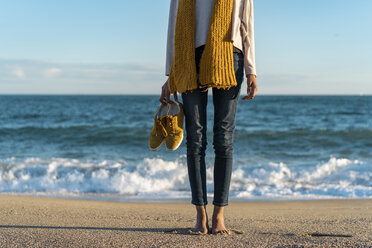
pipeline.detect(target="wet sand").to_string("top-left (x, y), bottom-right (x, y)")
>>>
top-left (0, 195), bottom-right (371, 247)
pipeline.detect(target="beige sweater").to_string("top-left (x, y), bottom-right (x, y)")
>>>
top-left (165, 0), bottom-right (256, 77)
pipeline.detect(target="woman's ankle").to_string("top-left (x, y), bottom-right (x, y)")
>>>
top-left (212, 205), bottom-right (225, 217)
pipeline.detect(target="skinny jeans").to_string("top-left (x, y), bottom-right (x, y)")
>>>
top-left (181, 45), bottom-right (244, 207)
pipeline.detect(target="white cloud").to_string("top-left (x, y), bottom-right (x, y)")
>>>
top-left (43, 67), bottom-right (61, 79)
top-left (0, 59), bottom-right (165, 94)
top-left (2, 58), bottom-right (369, 94)
top-left (10, 67), bottom-right (26, 79)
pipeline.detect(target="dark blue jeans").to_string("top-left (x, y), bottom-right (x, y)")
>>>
top-left (181, 45), bottom-right (244, 207)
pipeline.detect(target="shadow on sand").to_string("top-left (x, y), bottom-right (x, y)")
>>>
top-left (0, 225), bottom-right (243, 236)
top-left (260, 232), bottom-right (352, 238)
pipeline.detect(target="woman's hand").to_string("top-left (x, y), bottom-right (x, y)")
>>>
top-left (159, 79), bottom-right (178, 105)
top-left (242, 74), bottom-right (258, 100)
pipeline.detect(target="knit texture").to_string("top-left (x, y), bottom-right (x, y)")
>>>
top-left (168, 0), bottom-right (237, 94)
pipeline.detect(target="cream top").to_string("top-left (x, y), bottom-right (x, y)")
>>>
top-left (165, 0), bottom-right (256, 77)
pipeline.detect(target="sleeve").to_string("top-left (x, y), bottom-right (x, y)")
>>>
top-left (241, 0), bottom-right (256, 76)
top-left (165, 0), bottom-right (179, 76)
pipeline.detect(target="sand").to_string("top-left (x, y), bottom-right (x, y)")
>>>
top-left (0, 195), bottom-right (371, 247)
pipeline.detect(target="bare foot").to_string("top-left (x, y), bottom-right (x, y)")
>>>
top-left (211, 206), bottom-right (230, 235)
top-left (191, 205), bottom-right (209, 234)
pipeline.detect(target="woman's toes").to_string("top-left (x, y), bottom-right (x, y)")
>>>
top-left (212, 228), bottom-right (230, 235)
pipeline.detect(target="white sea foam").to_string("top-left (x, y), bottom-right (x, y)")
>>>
top-left (0, 156), bottom-right (371, 200)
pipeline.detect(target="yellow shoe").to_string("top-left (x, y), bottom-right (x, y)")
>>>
top-left (149, 104), bottom-right (169, 151)
top-left (164, 102), bottom-right (184, 151)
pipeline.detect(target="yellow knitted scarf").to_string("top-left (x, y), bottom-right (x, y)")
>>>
top-left (168, 0), bottom-right (237, 94)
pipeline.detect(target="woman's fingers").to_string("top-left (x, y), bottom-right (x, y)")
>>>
top-left (157, 79), bottom-right (179, 104)
top-left (173, 92), bottom-right (179, 102)
top-left (242, 85), bottom-right (256, 100)
top-left (247, 84), bottom-right (257, 99)
top-left (242, 76), bottom-right (258, 101)
top-left (159, 89), bottom-right (167, 104)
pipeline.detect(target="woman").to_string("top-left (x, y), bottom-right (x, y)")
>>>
top-left (160, 0), bottom-right (257, 234)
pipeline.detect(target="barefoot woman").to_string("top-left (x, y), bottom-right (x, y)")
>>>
top-left (160, 0), bottom-right (257, 234)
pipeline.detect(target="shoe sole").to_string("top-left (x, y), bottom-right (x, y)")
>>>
top-left (149, 139), bottom-right (165, 151)
top-left (166, 132), bottom-right (184, 151)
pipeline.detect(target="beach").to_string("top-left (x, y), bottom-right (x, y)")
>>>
top-left (1, 95), bottom-right (372, 247)
top-left (0, 196), bottom-right (371, 247)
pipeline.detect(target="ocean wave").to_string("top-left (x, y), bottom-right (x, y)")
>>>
top-left (0, 157), bottom-right (188, 196)
top-left (231, 157), bottom-right (372, 199)
top-left (0, 156), bottom-right (371, 200)
top-left (1, 125), bottom-right (372, 148)
top-left (234, 128), bottom-right (372, 140)
top-left (0, 125), bottom-right (150, 145)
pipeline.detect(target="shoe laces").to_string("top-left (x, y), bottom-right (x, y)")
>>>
top-left (156, 117), bottom-right (168, 137)
top-left (167, 116), bottom-right (177, 134)
top-left (155, 103), bottom-right (178, 137)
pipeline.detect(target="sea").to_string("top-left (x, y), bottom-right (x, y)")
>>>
top-left (0, 95), bottom-right (371, 202)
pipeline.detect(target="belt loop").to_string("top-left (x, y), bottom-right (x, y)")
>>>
top-left (233, 46), bottom-right (243, 54)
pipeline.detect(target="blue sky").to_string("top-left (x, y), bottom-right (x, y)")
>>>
top-left (0, 0), bottom-right (371, 95)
